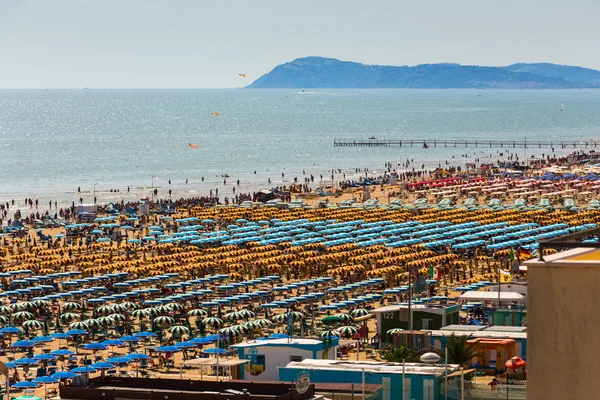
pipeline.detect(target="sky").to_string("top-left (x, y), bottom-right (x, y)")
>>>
top-left (0, 0), bottom-right (599, 88)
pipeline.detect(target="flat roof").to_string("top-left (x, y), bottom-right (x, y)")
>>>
top-left (373, 304), bottom-right (458, 315)
top-left (525, 248), bottom-right (600, 267)
top-left (440, 325), bottom-right (486, 332)
top-left (231, 338), bottom-right (324, 348)
top-left (232, 380), bottom-right (382, 394)
top-left (184, 358), bottom-right (249, 367)
top-left (282, 359), bottom-right (459, 377)
top-left (428, 329), bottom-right (527, 340)
top-left (459, 291), bottom-right (525, 302)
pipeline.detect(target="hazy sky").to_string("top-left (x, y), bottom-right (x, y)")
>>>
top-left (1, 0), bottom-right (598, 88)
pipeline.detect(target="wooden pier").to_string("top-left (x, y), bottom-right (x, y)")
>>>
top-left (333, 138), bottom-right (598, 149)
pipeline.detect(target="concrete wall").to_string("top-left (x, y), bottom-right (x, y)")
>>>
top-left (526, 250), bottom-right (600, 400)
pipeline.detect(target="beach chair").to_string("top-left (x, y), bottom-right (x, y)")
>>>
top-left (563, 197), bottom-right (578, 211)
top-left (437, 197), bottom-right (453, 210)
top-left (587, 199), bottom-right (600, 211)
top-left (414, 197), bottom-right (429, 209)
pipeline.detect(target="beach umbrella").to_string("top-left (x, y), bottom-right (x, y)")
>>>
top-left (33, 354), bottom-right (56, 361)
top-left (127, 353), bottom-right (150, 361)
top-left (106, 357), bottom-right (132, 364)
top-left (167, 303), bottom-right (185, 312)
top-left (108, 313), bottom-right (126, 323)
top-left (335, 325), bottom-right (360, 338)
top-left (218, 326), bottom-right (240, 336)
top-left (61, 302), bottom-right (81, 311)
top-left (153, 316), bottom-right (174, 326)
top-left (31, 336), bottom-right (54, 344)
top-left (50, 349), bottom-right (75, 356)
top-left (253, 319), bottom-right (273, 328)
top-left (187, 309), bottom-right (208, 317)
top-left (68, 321), bottom-right (89, 330)
top-left (131, 309), bottom-right (149, 319)
top-left (12, 382), bottom-right (40, 389)
top-left (387, 328), bottom-right (404, 335)
top-left (12, 339), bottom-right (34, 348)
top-left (203, 347), bottom-right (227, 355)
top-left (71, 366), bottom-right (97, 373)
top-left (202, 317), bottom-right (223, 328)
top-left (95, 305), bottom-right (115, 315)
top-left (32, 299), bottom-right (49, 307)
top-left (351, 308), bottom-right (370, 317)
top-left (21, 319), bottom-right (44, 331)
top-left (89, 362), bottom-right (115, 370)
top-left (102, 339), bottom-right (124, 347)
top-left (319, 330), bottom-right (340, 338)
top-left (155, 346), bottom-right (181, 353)
top-left (243, 321), bottom-right (263, 331)
top-left (167, 325), bottom-right (189, 338)
top-left (33, 376), bottom-right (59, 384)
top-left (65, 329), bottom-right (87, 336)
top-left (334, 313), bottom-right (354, 323)
top-left (13, 311), bottom-right (34, 320)
top-left (133, 331), bottom-right (157, 338)
top-left (59, 313), bottom-right (79, 323)
top-left (84, 342), bottom-right (107, 351)
top-left (14, 358), bottom-right (39, 365)
top-left (224, 311), bottom-right (244, 321)
top-left (239, 310), bottom-right (255, 319)
top-left (119, 335), bottom-right (141, 343)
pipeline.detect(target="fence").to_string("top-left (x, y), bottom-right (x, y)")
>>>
top-left (442, 380), bottom-right (526, 400)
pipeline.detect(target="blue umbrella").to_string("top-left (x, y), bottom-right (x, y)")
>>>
top-left (12, 381), bottom-right (40, 389)
top-left (189, 337), bottom-right (213, 345)
top-left (134, 331), bottom-right (157, 338)
top-left (66, 329), bottom-right (87, 335)
top-left (50, 333), bottom-right (72, 339)
top-left (31, 336), bottom-right (54, 343)
top-left (90, 362), bottom-right (115, 370)
top-left (203, 348), bottom-right (227, 354)
top-left (0, 327), bottom-right (21, 334)
top-left (51, 371), bottom-right (79, 379)
top-left (156, 346), bottom-right (181, 353)
top-left (14, 358), bottom-right (39, 365)
top-left (50, 349), bottom-right (75, 356)
top-left (119, 336), bottom-right (140, 343)
top-left (33, 376), bottom-right (59, 384)
top-left (33, 354), bottom-right (57, 361)
top-left (71, 366), bottom-right (97, 373)
top-left (106, 357), bottom-right (132, 364)
top-left (127, 353), bottom-right (150, 360)
top-left (102, 339), bottom-right (124, 346)
top-left (5, 362), bottom-right (18, 368)
top-left (84, 342), bottom-right (107, 351)
top-left (12, 340), bottom-right (34, 348)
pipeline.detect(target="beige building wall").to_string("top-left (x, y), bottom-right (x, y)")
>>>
top-left (525, 249), bottom-right (600, 400)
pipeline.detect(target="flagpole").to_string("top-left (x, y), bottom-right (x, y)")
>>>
top-left (497, 264), bottom-right (501, 310)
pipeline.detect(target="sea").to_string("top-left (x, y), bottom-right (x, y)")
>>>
top-left (1, 88), bottom-right (599, 208)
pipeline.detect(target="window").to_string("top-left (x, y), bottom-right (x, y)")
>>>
top-left (422, 318), bottom-right (433, 330)
top-left (290, 355), bottom-right (303, 362)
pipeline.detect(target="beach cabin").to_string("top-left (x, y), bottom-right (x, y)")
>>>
top-left (231, 338), bottom-right (339, 381)
top-left (278, 359), bottom-right (460, 400)
top-left (373, 304), bottom-right (461, 339)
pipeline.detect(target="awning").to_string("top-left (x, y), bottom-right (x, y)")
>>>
top-left (459, 291), bottom-right (525, 303)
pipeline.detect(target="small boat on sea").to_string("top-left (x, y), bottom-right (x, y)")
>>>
top-left (369, 136), bottom-right (377, 140)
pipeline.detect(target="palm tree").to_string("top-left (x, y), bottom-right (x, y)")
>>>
top-left (380, 345), bottom-right (420, 363)
top-left (436, 334), bottom-right (483, 367)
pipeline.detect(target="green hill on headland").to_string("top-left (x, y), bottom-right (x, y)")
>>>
top-left (247, 57), bottom-right (600, 89)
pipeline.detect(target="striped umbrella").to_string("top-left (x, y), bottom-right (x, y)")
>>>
top-left (131, 310), bottom-right (149, 319)
top-left (32, 299), bottom-right (50, 307)
top-left (108, 314), bottom-right (126, 323)
top-left (18, 301), bottom-right (35, 310)
top-left (13, 311), bottom-right (35, 320)
top-left (243, 321), bottom-right (263, 331)
top-left (167, 303), bottom-right (185, 312)
top-left (219, 326), bottom-right (240, 336)
top-left (0, 316), bottom-right (10, 326)
top-left (95, 305), bottom-right (114, 315)
top-left (60, 313), bottom-right (80, 323)
top-left (92, 317), bottom-right (112, 327)
top-left (239, 310), bottom-right (255, 319)
top-left (335, 325), bottom-right (359, 338)
top-left (142, 308), bottom-right (159, 317)
top-left (22, 320), bottom-right (43, 330)
top-left (187, 309), bottom-right (208, 317)
top-left (224, 311), bottom-right (244, 321)
top-left (153, 316), bottom-right (174, 326)
top-left (334, 313), bottom-right (354, 323)
top-left (253, 319), bottom-right (273, 328)
top-left (118, 302), bottom-right (138, 310)
top-left (0, 306), bottom-right (12, 315)
top-left (319, 330), bottom-right (340, 338)
top-left (230, 324), bottom-right (249, 334)
top-left (9, 303), bottom-right (26, 311)
top-left (272, 312), bottom-right (305, 323)
top-left (154, 305), bottom-right (172, 315)
top-left (68, 321), bottom-right (89, 330)
top-left (351, 308), bottom-right (370, 318)
top-left (61, 302), bottom-right (81, 311)
top-left (387, 328), bottom-right (404, 335)
top-left (167, 325), bottom-right (189, 337)
top-left (202, 317), bottom-right (223, 328)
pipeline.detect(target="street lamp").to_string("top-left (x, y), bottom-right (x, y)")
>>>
top-left (93, 183), bottom-right (98, 204)
top-left (151, 176), bottom-right (155, 202)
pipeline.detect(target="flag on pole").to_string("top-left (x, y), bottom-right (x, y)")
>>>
top-left (519, 248), bottom-right (531, 259)
top-left (509, 249), bottom-right (516, 260)
top-left (499, 268), bottom-right (512, 283)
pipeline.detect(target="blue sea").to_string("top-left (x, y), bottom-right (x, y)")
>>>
top-left (0, 89), bottom-right (599, 206)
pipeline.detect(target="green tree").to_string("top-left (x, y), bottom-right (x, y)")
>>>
top-left (380, 345), bottom-right (420, 363)
top-left (436, 334), bottom-right (484, 367)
